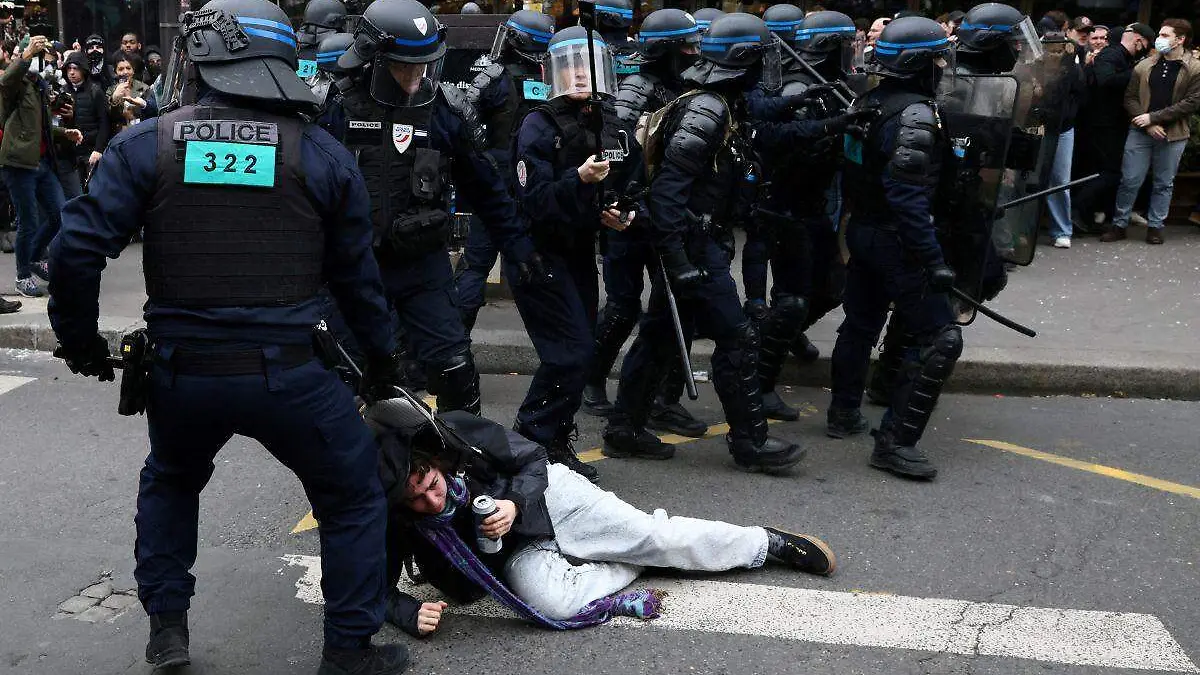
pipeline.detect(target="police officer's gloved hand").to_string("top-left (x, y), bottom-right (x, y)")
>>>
top-left (926, 263), bottom-right (957, 293)
top-left (661, 248), bottom-right (708, 295)
top-left (362, 352), bottom-right (404, 404)
top-left (516, 251), bottom-right (552, 285)
top-left (823, 108), bottom-right (880, 136)
top-left (782, 83), bottom-right (835, 109)
top-left (53, 334), bottom-right (116, 382)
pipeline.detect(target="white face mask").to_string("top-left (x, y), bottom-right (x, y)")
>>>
top-left (1155, 36), bottom-right (1175, 54)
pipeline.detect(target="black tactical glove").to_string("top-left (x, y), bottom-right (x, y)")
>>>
top-left (54, 334), bottom-right (116, 382)
top-left (660, 248), bottom-right (708, 296)
top-left (823, 108), bottom-right (879, 136)
top-left (362, 352), bottom-right (404, 403)
top-left (926, 264), bottom-right (957, 293)
top-left (780, 83), bottom-right (835, 110)
top-left (516, 251), bottom-right (552, 285)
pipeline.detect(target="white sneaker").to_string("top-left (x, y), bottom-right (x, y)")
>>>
top-left (1130, 212), bottom-right (1149, 228)
top-left (1053, 237), bottom-right (1071, 249)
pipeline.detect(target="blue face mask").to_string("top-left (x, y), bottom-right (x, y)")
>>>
top-left (1155, 36), bottom-right (1175, 54)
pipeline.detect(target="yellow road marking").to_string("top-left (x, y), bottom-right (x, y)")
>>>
top-left (965, 439), bottom-right (1200, 501)
top-left (294, 397), bottom-right (810, 534)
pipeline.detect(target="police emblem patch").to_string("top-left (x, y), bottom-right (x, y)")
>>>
top-left (414, 17), bottom-right (428, 34)
top-left (516, 160), bottom-right (528, 187)
top-left (392, 124), bottom-right (414, 153)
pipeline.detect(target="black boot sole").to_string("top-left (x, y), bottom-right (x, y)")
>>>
top-left (645, 417), bottom-right (708, 438)
top-left (581, 400), bottom-right (616, 417)
top-left (826, 423), bottom-right (868, 439)
top-left (146, 651), bottom-right (190, 669)
top-left (731, 447), bottom-right (807, 475)
top-left (869, 454), bottom-right (938, 480)
top-left (601, 441), bottom-right (676, 460)
top-left (767, 527), bottom-right (838, 576)
top-left (763, 406), bottom-right (801, 422)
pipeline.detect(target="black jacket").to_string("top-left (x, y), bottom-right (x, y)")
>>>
top-left (1083, 44), bottom-right (1138, 129)
top-left (65, 70), bottom-right (109, 155)
top-left (381, 411), bottom-right (551, 637)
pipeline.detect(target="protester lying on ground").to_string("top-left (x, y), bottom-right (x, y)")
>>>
top-left (366, 402), bottom-right (836, 637)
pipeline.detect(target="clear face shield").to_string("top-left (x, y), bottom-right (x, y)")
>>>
top-left (155, 36), bottom-right (188, 114)
top-left (759, 39), bottom-right (782, 91)
top-left (370, 56), bottom-right (445, 107)
top-left (545, 35), bottom-right (616, 99)
top-left (489, 22), bottom-right (549, 64)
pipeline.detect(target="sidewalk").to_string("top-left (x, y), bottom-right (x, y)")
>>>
top-left (3, 224), bottom-right (1199, 399)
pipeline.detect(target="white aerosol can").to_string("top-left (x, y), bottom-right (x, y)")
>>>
top-left (472, 495), bottom-right (503, 554)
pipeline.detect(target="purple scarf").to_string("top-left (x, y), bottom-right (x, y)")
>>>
top-left (414, 475), bottom-right (665, 629)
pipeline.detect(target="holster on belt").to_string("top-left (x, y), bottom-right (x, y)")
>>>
top-left (116, 328), bottom-right (151, 416)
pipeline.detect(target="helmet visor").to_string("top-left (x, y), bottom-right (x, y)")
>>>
top-left (1014, 16), bottom-right (1045, 62)
top-left (155, 35), bottom-right (187, 114)
top-left (369, 55), bottom-right (445, 107)
top-left (546, 33), bottom-right (616, 99)
top-left (760, 39), bottom-right (782, 91)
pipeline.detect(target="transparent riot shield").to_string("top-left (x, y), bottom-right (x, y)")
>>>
top-left (936, 73), bottom-right (1018, 323)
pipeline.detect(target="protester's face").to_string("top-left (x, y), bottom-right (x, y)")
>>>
top-left (65, 63), bottom-right (83, 84)
top-left (404, 468), bottom-right (448, 515)
top-left (388, 61), bottom-right (426, 95)
top-left (1090, 28), bottom-right (1109, 51)
top-left (148, 53), bottom-right (162, 69)
top-left (86, 44), bottom-right (105, 59)
top-left (121, 34), bottom-right (139, 52)
top-left (1158, 26), bottom-right (1182, 51)
top-left (115, 60), bottom-right (133, 80)
top-left (868, 18), bottom-right (888, 44)
top-left (1067, 28), bottom-right (1089, 46)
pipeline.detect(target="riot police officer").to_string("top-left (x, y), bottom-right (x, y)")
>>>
top-left (692, 7), bottom-right (725, 36)
top-left (46, 0), bottom-right (406, 672)
top-left (457, 9), bottom-right (556, 332)
top-left (603, 13), bottom-right (805, 473)
top-left (312, 31), bottom-right (355, 117)
top-left (333, 0), bottom-right (537, 415)
top-left (955, 3), bottom-right (1028, 75)
top-left (583, 8), bottom-right (707, 438)
top-left (508, 25), bottom-right (644, 478)
top-left (831, 16), bottom-right (958, 480)
top-left (298, 0), bottom-right (348, 78)
top-left (746, 9), bottom-right (868, 424)
top-left (595, 0), bottom-right (639, 76)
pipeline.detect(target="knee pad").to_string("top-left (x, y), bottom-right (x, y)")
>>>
top-left (734, 321), bottom-right (760, 353)
top-left (597, 300), bottom-right (640, 337)
top-left (429, 350), bottom-right (481, 414)
top-left (930, 325), bottom-right (964, 360)
top-left (771, 293), bottom-right (808, 324)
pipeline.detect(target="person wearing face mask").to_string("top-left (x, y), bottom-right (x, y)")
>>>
top-left (142, 45), bottom-right (163, 85)
top-left (83, 34), bottom-right (114, 90)
top-left (1074, 22), bottom-right (1155, 230)
top-left (1102, 19), bottom-right (1200, 245)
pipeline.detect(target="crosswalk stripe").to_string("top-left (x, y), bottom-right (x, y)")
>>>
top-left (280, 554), bottom-right (1198, 672)
top-left (0, 375), bottom-right (36, 396)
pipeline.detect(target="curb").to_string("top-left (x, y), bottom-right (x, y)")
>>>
top-left (5, 323), bottom-right (1198, 401)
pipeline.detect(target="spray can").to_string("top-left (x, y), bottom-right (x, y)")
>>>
top-left (472, 495), bottom-right (502, 554)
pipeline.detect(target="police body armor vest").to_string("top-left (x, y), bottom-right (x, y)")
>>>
top-left (341, 87), bottom-right (451, 263)
top-left (144, 105), bottom-right (323, 308)
top-left (771, 70), bottom-right (843, 209)
top-left (841, 88), bottom-right (934, 219)
top-left (525, 98), bottom-right (633, 251)
top-left (486, 62), bottom-right (549, 151)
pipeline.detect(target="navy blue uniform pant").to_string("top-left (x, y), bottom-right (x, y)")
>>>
top-left (505, 243), bottom-right (597, 445)
top-left (381, 250), bottom-right (471, 366)
top-left (830, 225), bottom-right (955, 411)
top-left (456, 217), bottom-right (496, 332)
top-left (136, 344), bottom-right (385, 649)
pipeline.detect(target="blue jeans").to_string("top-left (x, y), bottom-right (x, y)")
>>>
top-left (0, 158), bottom-right (66, 278)
top-left (1113, 128), bottom-right (1187, 230)
top-left (1047, 128), bottom-right (1075, 239)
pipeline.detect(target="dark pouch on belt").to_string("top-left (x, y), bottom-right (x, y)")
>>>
top-left (117, 328), bottom-right (151, 416)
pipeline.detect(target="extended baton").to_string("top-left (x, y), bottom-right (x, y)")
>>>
top-left (657, 257), bottom-right (699, 401)
top-left (997, 173), bottom-right (1098, 212)
top-left (773, 35), bottom-right (854, 108)
top-left (950, 288), bottom-right (1037, 338)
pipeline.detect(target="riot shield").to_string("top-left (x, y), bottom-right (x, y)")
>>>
top-left (438, 13), bottom-right (509, 90)
top-left (936, 73), bottom-right (1018, 323)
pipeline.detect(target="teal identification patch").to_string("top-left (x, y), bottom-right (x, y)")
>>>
top-left (183, 141), bottom-right (276, 188)
top-left (296, 59), bottom-right (319, 78)
top-left (843, 134), bottom-right (863, 166)
top-left (522, 80), bottom-right (550, 101)
top-left (613, 61), bottom-right (639, 75)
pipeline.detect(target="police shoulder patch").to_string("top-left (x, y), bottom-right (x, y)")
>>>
top-left (516, 160), bottom-right (528, 187)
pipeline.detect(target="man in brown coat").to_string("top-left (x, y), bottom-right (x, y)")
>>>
top-left (1102, 18), bottom-right (1200, 244)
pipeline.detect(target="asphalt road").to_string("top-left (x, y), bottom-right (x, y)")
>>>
top-left (0, 349), bottom-right (1197, 675)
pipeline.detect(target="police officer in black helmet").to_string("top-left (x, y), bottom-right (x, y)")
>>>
top-left (831, 16), bottom-right (958, 480)
top-left (692, 7), bottom-right (724, 36)
top-left (595, 0), bottom-right (639, 75)
top-left (313, 32), bottom-right (356, 117)
top-left (46, 0), bottom-right (408, 672)
top-left (333, 0), bottom-right (537, 415)
top-left (745, 8), bottom-right (871, 424)
top-left (298, 0), bottom-right (349, 80)
top-left (603, 13), bottom-right (806, 474)
top-left (584, 8), bottom-right (707, 439)
top-left (457, 9), bottom-right (556, 332)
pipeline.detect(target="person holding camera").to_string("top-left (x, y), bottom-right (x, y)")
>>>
top-left (0, 33), bottom-right (83, 297)
top-left (106, 53), bottom-right (148, 135)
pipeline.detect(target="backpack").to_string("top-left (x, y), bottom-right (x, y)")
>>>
top-left (637, 89), bottom-right (733, 180)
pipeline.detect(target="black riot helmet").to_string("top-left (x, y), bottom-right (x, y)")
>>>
top-left (339, 0), bottom-right (448, 106)
top-left (794, 10), bottom-right (856, 74)
top-left (170, 0), bottom-right (320, 109)
top-left (872, 16), bottom-right (952, 81)
top-left (957, 3), bottom-right (1027, 53)
top-left (298, 0), bottom-right (347, 49)
top-left (489, 9), bottom-right (555, 62)
top-left (594, 0), bottom-right (634, 31)
top-left (316, 31), bottom-right (354, 73)
top-left (684, 12), bottom-right (781, 90)
top-left (693, 8), bottom-right (724, 35)
top-left (460, 2), bottom-right (482, 14)
top-left (636, 9), bottom-right (701, 61)
top-left (763, 4), bottom-right (804, 44)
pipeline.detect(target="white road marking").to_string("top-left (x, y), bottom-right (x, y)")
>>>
top-left (279, 555), bottom-right (1197, 672)
top-left (0, 375), bottom-right (35, 396)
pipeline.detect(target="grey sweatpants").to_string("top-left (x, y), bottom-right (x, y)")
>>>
top-left (504, 463), bottom-right (768, 620)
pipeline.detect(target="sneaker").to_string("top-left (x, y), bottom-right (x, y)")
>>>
top-left (764, 527), bottom-right (837, 576)
top-left (1092, 211), bottom-right (1106, 225)
top-left (826, 407), bottom-right (869, 439)
top-left (646, 400), bottom-right (707, 438)
top-left (547, 429), bottom-right (599, 483)
top-left (1053, 236), bottom-right (1071, 249)
top-left (728, 435), bottom-right (806, 474)
top-left (30, 260), bottom-right (49, 281)
top-left (145, 612), bottom-right (190, 669)
top-left (790, 333), bottom-right (820, 363)
top-left (0, 298), bottom-right (20, 314)
top-left (1098, 225), bottom-right (1127, 243)
top-left (317, 644), bottom-right (410, 675)
top-left (581, 383), bottom-right (615, 417)
top-left (1146, 228), bottom-right (1164, 245)
top-left (1130, 212), bottom-right (1148, 228)
top-left (601, 425), bottom-right (676, 460)
top-left (761, 390), bottom-right (800, 421)
top-left (14, 276), bottom-right (42, 297)
top-left (869, 428), bottom-right (938, 479)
